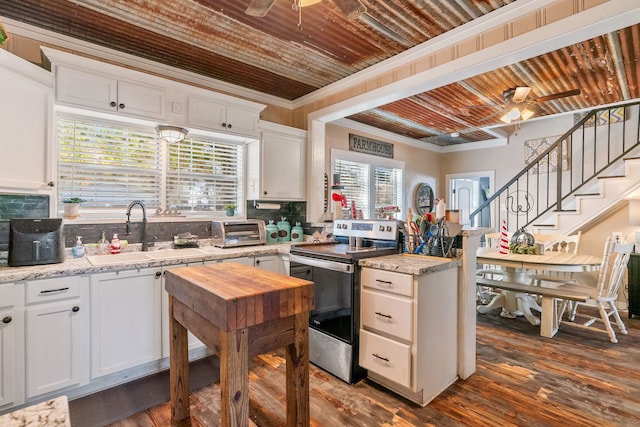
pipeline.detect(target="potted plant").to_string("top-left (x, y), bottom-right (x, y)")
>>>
top-left (223, 204), bottom-right (237, 216)
top-left (62, 197), bottom-right (86, 219)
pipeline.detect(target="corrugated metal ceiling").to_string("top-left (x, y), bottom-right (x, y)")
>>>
top-left (0, 0), bottom-right (638, 146)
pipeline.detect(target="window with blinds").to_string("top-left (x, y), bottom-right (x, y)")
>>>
top-left (166, 138), bottom-right (243, 212)
top-left (334, 150), bottom-right (404, 219)
top-left (335, 159), bottom-right (370, 216)
top-left (58, 117), bottom-right (244, 216)
top-left (58, 117), bottom-right (161, 209)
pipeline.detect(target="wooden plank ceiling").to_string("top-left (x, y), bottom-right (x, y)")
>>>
top-left (1, 0), bottom-right (638, 146)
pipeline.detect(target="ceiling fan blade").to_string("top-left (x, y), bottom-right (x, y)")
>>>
top-left (245, 0), bottom-right (277, 17)
top-left (332, 0), bottom-right (366, 20)
top-left (536, 88), bottom-right (581, 103)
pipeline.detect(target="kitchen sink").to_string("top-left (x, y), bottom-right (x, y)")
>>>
top-left (87, 252), bottom-right (152, 266)
top-left (146, 248), bottom-right (206, 259)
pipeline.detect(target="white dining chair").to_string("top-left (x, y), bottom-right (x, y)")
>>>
top-left (476, 232), bottom-right (509, 304)
top-left (528, 231), bottom-right (583, 286)
top-left (557, 238), bottom-right (634, 343)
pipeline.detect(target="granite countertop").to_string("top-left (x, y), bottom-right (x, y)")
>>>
top-left (0, 242), bottom-right (293, 283)
top-left (359, 253), bottom-right (461, 275)
top-left (0, 395), bottom-right (70, 427)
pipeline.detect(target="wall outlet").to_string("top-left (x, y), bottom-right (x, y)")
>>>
top-left (612, 231), bottom-right (623, 243)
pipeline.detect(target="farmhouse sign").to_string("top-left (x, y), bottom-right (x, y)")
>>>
top-left (349, 134), bottom-right (394, 158)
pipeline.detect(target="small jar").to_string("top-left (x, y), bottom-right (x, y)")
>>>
top-left (266, 220), bottom-right (279, 244)
top-left (276, 217), bottom-right (291, 242)
top-left (291, 222), bottom-right (304, 242)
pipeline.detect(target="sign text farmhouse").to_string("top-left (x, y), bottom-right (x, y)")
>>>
top-left (349, 134), bottom-right (394, 158)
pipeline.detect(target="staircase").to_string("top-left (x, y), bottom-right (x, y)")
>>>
top-left (470, 100), bottom-right (640, 235)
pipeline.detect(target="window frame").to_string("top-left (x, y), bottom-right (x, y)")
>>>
top-left (55, 111), bottom-right (252, 220)
top-left (331, 148), bottom-right (405, 219)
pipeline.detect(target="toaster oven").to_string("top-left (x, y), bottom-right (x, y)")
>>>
top-left (211, 219), bottom-right (266, 247)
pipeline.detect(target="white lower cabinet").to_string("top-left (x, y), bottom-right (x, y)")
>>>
top-left (0, 283), bottom-right (23, 410)
top-left (24, 276), bottom-right (89, 399)
top-left (161, 264), bottom-right (206, 358)
top-left (90, 268), bottom-right (163, 378)
top-left (254, 254), bottom-right (284, 274)
top-left (359, 266), bottom-right (458, 406)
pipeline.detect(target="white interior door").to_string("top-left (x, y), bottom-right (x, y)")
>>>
top-left (447, 171), bottom-right (494, 227)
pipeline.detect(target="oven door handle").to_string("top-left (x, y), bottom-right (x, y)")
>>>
top-left (289, 254), bottom-right (354, 274)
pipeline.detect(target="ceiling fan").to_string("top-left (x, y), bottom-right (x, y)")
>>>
top-left (474, 86), bottom-right (581, 124)
top-left (246, 0), bottom-right (366, 20)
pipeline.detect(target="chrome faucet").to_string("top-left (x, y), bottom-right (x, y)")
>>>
top-left (125, 200), bottom-right (148, 251)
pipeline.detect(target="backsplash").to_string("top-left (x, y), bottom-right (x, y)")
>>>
top-left (0, 194), bottom-right (50, 251)
top-left (246, 200), bottom-right (309, 233)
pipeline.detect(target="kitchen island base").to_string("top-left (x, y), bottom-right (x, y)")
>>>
top-left (165, 262), bottom-right (313, 427)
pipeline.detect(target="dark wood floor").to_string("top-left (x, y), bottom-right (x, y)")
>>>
top-left (71, 309), bottom-right (640, 426)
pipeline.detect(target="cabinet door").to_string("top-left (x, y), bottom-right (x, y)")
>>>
top-left (117, 80), bottom-right (166, 119)
top-left (254, 255), bottom-right (283, 274)
top-left (187, 95), bottom-right (228, 132)
top-left (161, 265), bottom-right (205, 358)
top-left (226, 105), bottom-right (259, 135)
top-left (261, 132), bottom-right (305, 200)
top-left (0, 50), bottom-right (53, 191)
top-left (0, 305), bottom-right (20, 408)
top-left (25, 299), bottom-right (84, 398)
top-left (56, 66), bottom-right (118, 113)
top-left (90, 268), bottom-right (163, 378)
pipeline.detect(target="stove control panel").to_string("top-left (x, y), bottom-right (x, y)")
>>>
top-left (333, 219), bottom-right (399, 240)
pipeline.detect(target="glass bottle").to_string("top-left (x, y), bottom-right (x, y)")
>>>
top-left (98, 231), bottom-right (109, 255)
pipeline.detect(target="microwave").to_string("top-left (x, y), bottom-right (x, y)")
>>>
top-left (211, 219), bottom-right (266, 248)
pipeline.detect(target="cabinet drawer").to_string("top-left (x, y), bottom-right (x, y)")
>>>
top-left (26, 276), bottom-right (83, 304)
top-left (359, 329), bottom-right (411, 387)
top-left (361, 268), bottom-right (413, 297)
top-left (361, 289), bottom-right (412, 341)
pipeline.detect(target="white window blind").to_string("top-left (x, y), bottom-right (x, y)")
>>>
top-left (333, 149), bottom-right (404, 219)
top-left (335, 159), bottom-right (370, 216)
top-left (166, 138), bottom-right (243, 211)
top-left (375, 165), bottom-right (403, 212)
top-left (57, 117), bottom-right (161, 209)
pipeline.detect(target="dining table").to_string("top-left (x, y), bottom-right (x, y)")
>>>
top-left (476, 248), bottom-right (602, 336)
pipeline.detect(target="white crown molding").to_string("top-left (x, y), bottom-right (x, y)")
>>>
top-left (1, 16), bottom-right (294, 110)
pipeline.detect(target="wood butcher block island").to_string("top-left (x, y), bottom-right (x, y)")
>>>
top-left (164, 262), bottom-right (314, 426)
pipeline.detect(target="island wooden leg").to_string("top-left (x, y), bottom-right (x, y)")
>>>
top-left (285, 312), bottom-right (310, 427)
top-left (169, 296), bottom-right (190, 426)
top-left (220, 328), bottom-right (249, 426)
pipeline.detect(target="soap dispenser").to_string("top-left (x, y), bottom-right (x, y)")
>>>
top-left (98, 231), bottom-right (109, 255)
top-left (110, 233), bottom-right (121, 254)
top-left (72, 236), bottom-right (86, 258)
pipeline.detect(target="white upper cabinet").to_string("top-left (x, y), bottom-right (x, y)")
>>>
top-left (247, 121), bottom-right (307, 201)
top-left (55, 66), bottom-right (167, 120)
top-left (0, 50), bottom-right (54, 192)
top-left (187, 93), bottom-right (264, 137)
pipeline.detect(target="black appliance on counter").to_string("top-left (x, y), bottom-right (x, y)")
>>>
top-left (288, 219), bottom-right (402, 383)
top-left (8, 218), bottom-right (64, 267)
